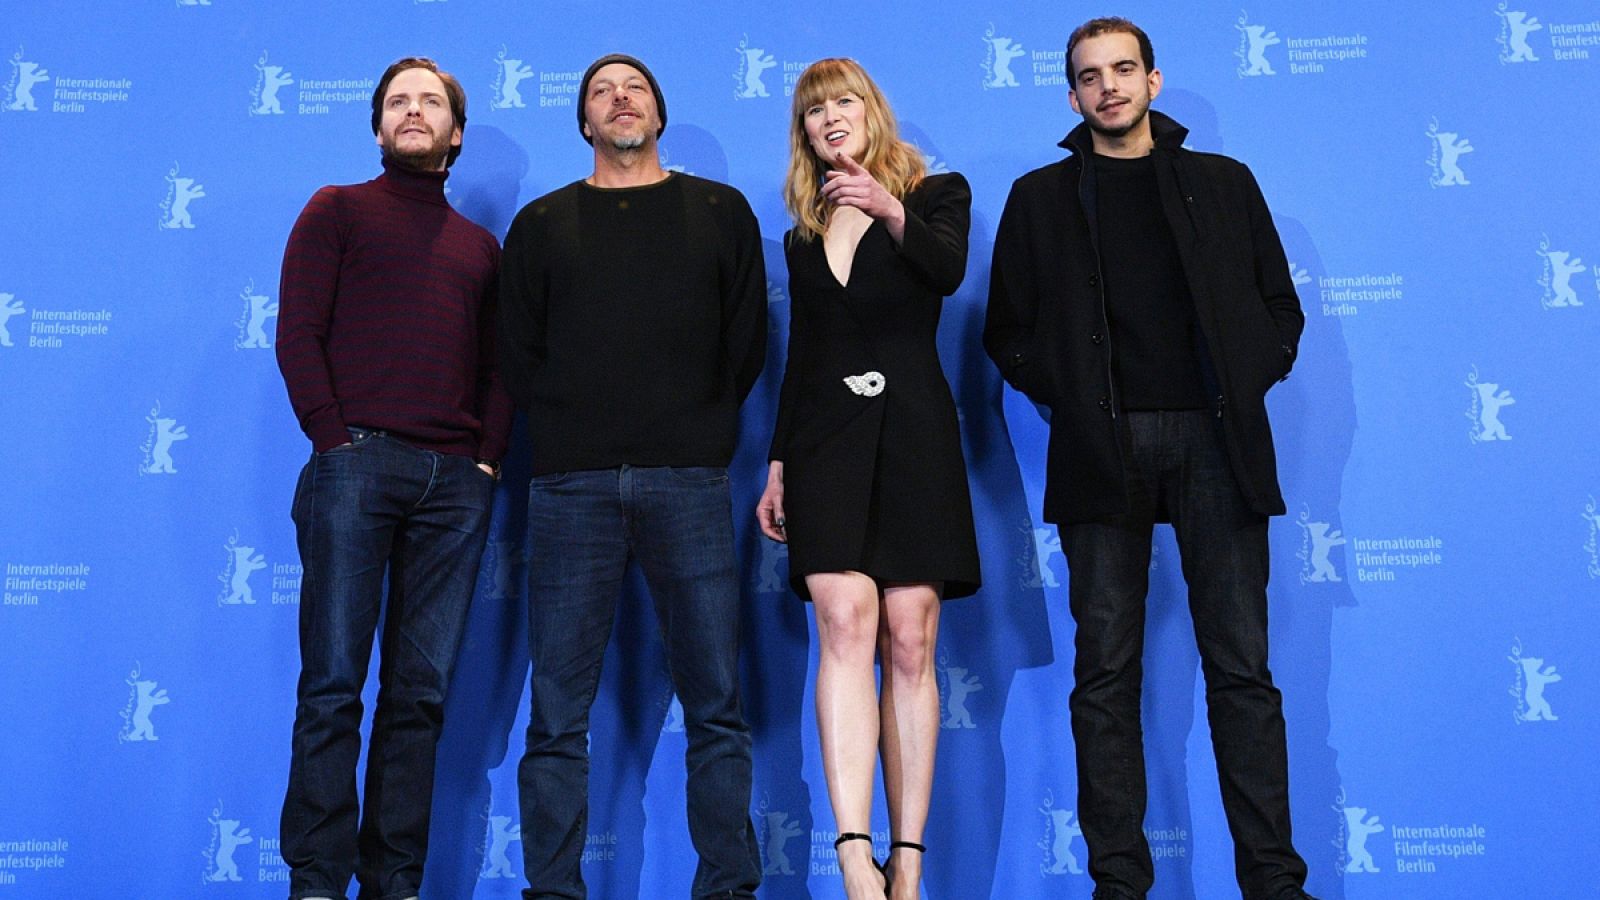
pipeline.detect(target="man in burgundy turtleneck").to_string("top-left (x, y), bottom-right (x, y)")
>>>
top-left (274, 57), bottom-right (511, 900)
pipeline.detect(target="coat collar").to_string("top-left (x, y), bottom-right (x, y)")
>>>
top-left (1058, 109), bottom-right (1189, 156)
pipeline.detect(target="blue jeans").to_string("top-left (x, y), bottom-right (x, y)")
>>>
top-left (1063, 411), bottom-right (1307, 900)
top-left (516, 466), bottom-right (761, 900)
top-left (281, 428), bottom-right (495, 900)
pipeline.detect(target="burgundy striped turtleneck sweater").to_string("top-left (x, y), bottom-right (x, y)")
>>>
top-left (276, 159), bottom-right (512, 461)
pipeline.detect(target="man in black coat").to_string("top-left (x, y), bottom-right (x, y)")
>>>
top-left (984, 17), bottom-right (1318, 900)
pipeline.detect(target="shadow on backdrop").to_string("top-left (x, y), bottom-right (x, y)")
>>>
top-left (905, 120), bottom-right (1056, 896)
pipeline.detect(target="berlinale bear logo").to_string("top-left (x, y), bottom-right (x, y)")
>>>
top-left (1496, 4), bottom-right (1544, 63)
top-left (1538, 236), bottom-right (1587, 309)
top-left (1464, 367), bottom-right (1514, 444)
top-left (938, 657), bottom-right (983, 729)
top-left (204, 804), bottom-right (254, 882)
top-left (119, 662), bottom-right (171, 743)
top-left (734, 36), bottom-right (776, 99)
top-left (491, 47), bottom-right (535, 109)
top-left (1509, 638), bottom-right (1562, 722)
top-left (235, 279), bottom-right (280, 349)
top-left (0, 292), bottom-right (24, 347)
top-left (4, 49), bottom-right (50, 111)
top-left (1342, 805), bottom-right (1385, 873)
top-left (480, 815), bottom-right (523, 879)
top-left (1038, 790), bottom-right (1085, 876)
top-left (1235, 14), bottom-right (1281, 77)
top-left (760, 810), bottom-right (803, 876)
top-left (1427, 118), bottom-right (1474, 188)
top-left (159, 163), bottom-right (206, 230)
top-left (140, 401), bottom-right (190, 475)
top-left (982, 26), bottom-right (1026, 89)
top-left (219, 532), bottom-right (267, 606)
top-left (251, 51), bottom-right (294, 116)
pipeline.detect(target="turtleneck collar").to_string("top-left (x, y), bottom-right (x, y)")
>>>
top-left (377, 157), bottom-right (450, 205)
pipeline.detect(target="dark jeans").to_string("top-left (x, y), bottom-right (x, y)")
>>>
top-left (1062, 411), bottom-right (1307, 900)
top-left (281, 428), bottom-right (494, 900)
top-left (517, 466), bottom-right (761, 900)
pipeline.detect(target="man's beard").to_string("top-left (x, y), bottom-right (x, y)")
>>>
top-left (382, 131), bottom-right (451, 172)
top-left (1087, 99), bottom-right (1149, 139)
top-left (610, 133), bottom-right (646, 151)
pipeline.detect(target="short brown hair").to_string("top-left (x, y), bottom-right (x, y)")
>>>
top-left (370, 57), bottom-right (467, 167)
top-left (1067, 17), bottom-right (1155, 88)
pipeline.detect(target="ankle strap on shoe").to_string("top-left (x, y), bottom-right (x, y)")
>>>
top-left (834, 831), bottom-right (874, 849)
top-left (889, 840), bottom-right (925, 853)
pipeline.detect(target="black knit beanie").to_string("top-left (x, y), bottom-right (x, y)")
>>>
top-left (578, 53), bottom-right (667, 144)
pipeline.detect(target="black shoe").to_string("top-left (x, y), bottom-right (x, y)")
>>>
top-left (833, 832), bottom-right (886, 896)
top-left (883, 839), bottom-right (924, 894)
top-left (1267, 891), bottom-right (1321, 900)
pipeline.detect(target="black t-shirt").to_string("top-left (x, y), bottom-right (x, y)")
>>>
top-left (1094, 153), bottom-right (1208, 411)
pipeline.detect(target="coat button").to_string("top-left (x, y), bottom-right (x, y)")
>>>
top-left (1011, 352), bottom-right (1025, 364)
top-left (1098, 396), bottom-right (1110, 410)
top-left (1090, 332), bottom-right (1103, 345)
top-left (1088, 274), bottom-right (1100, 287)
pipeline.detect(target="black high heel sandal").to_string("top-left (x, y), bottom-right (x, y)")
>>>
top-left (833, 832), bottom-right (887, 895)
top-left (883, 840), bottom-right (925, 895)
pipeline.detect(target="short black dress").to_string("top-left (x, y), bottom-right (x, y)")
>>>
top-left (770, 172), bottom-right (981, 601)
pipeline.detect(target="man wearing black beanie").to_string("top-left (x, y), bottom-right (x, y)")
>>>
top-left (500, 54), bottom-right (767, 900)
top-left (576, 52), bottom-right (666, 143)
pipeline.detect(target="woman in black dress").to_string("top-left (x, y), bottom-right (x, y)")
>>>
top-left (756, 57), bottom-right (980, 900)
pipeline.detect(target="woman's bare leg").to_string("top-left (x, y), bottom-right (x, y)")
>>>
top-left (810, 571), bottom-right (887, 899)
top-left (877, 582), bottom-right (941, 899)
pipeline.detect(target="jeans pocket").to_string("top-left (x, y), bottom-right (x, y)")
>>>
top-left (529, 470), bottom-right (573, 488)
top-left (665, 466), bottom-right (729, 485)
top-left (290, 459), bottom-right (314, 521)
top-left (320, 427), bottom-right (375, 454)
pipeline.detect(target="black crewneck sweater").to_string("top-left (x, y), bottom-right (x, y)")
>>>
top-left (498, 173), bottom-right (767, 475)
top-left (1094, 153), bottom-right (1208, 411)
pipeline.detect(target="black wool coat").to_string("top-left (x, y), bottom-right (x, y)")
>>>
top-left (984, 112), bottom-right (1304, 525)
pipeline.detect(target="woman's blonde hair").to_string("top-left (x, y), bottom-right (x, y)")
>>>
top-left (784, 58), bottom-right (925, 242)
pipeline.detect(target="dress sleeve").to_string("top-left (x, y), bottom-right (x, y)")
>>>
top-left (769, 234), bottom-right (800, 462)
top-left (892, 172), bottom-right (971, 296)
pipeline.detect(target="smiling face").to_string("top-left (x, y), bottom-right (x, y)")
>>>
top-left (582, 62), bottom-right (661, 152)
top-left (375, 67), bottom-right (462, 171)
top-left (803, 91), bottom-right (868, 163)
top-left (1068, 31), bottom-right (1162, 147)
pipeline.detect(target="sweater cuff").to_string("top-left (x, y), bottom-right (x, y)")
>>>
top-left (476, 441), bottom-right (508, 467)
top-left (307, 415), bottom-right (350, 453)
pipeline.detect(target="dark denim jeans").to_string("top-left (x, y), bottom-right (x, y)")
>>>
top-left (517, 466), bottom-right (761, 900)
top-left (281, 428), bottom-right (494, 900)
top-left (1062, 411), bottom-right (1307, 900)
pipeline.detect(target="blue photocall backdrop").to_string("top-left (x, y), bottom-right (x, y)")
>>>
top-left (2, 1), bottom-right (1596, 898)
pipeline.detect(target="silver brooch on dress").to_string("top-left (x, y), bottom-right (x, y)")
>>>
top-left (843, 371), bottom-right (886, 397)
